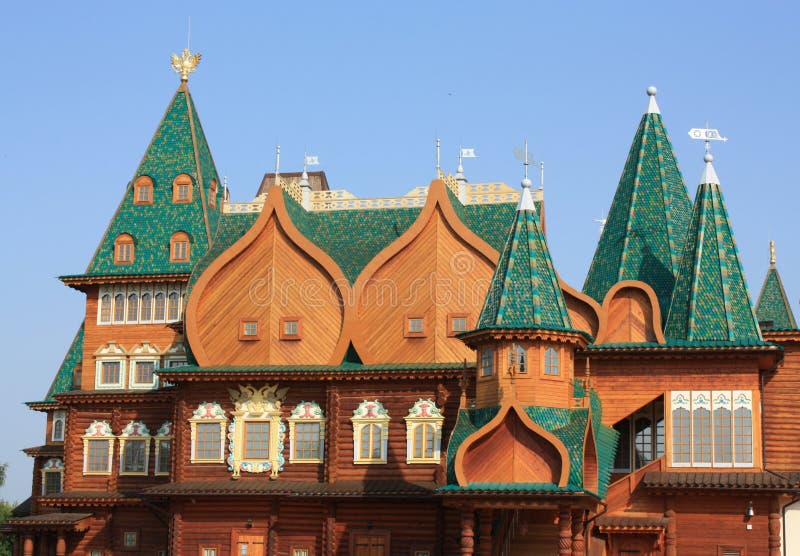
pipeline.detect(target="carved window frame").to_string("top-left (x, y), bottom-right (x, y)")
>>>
top-left (288, 401), bottom-right (325, 463)
top-left (154, 421), bottom-right (173, 476)
top-left (82, 420), bottom-right (115, 475)
top-left (118, 421), bottom-right (151, 476)
top-left (189, 402), bottom-right (227, 464)
top-left (95, 342), bottom-right (127, 390)
top-left (352, 400), bottom-right (390, 464)
top-left (40, 458), bottom-right (63, 495)
top-left (227, 384), bottom-right (287, 479)
top-left (404, 398), bottom-right (444, 464)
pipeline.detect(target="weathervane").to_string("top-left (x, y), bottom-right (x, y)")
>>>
top-left (513, 141), bottom-right (544, 189)
top-left (688, 123), bottom-right (728, 154)
top-left (171, 49), bottom-right (202, 82)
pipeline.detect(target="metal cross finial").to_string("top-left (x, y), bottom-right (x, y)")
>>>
top-left (275, 144), bottom-right (281, 179)
top-left (770, 240), bottom-right (776, 266)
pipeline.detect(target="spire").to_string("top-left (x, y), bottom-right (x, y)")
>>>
top-left (584, 86), bottom-right (692, 318)
top-left (83, 78), bottom-right (223, 276)
top-left (755, 241), bottom-right (798, 331)
top-left (646, 85), bottom-right (660, 114)
top-left (664, 156), bottom-right (762, 342)
top-left (700, 152), bottom-right (720, 185)
top-left (477, 182), bottom-right (572, 331)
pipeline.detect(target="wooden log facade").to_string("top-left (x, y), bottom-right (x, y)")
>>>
top-left (5, 64), bottom-right (800, 556)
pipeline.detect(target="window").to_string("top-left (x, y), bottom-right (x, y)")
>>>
top-left (351, 532), bottom-right (389, 556)
top-left (405, 316), bottom-right (426, 338)
top-left (98, 360), bottom-right (123, 388)
top-left (244, 421), bottom-right (270, 459)
top-left (189, 402), bottom-right (226, 463)
top-left (133, 176), bottom-right (153, 205)
top-left (91, 551), bottom-right (103, 556)
top-left (404, 399), bottom-right (444, 463)
top-left (239, 319), bottom-right (260, 341)
top-left (170, 231), bottom-right (191, 262)
top-left (113, 293), bottom-right (126, 323)
top-left (154, 422), bottom-right (173, 476)
top-left (132, 360), bottom-right (155, 387)
top-left (173, 174), bottom-right (193, 203)
top-left (40, 458), bottom-right (63, 495)
top-left (114, 234), bottom-right (135, 264)
top-left (718, 548), bottom-right (745, 556)
top-left (201, 548), bottom-right (219, 556)
top-left (480, 348), bottom-right (494, 377)
top-left (139, 292), bottom-right (152, 322)
top-left (280, 317), bottom-right (302, 340)
top-left (167, 359), bottom-right (188, 368)
top-left (83, 420), bottom-right (114, 474)
top-left (670, 391), bottom-right (753, 467)
top-left (613, 398), bottom-right (664, 473)
top-left (123, 531), bottom-right (138, 549)
top-left (127, 293), bottom-right (139, 322)
top-left (119, 421), bottom-right (150, 475)
top-left (447, 313), bottom-right (469, 337)
top-left (100, 294), bottom-right (112, 323)
top-left (154, 292), bottom-right (166, 321)
top-left (509, 343), bottom-right (526, 374)
top-left (168, 292), bottom-right (180, 321)
top-left (228, 384), bottom-right (286, 478)
top-left (288, 401), bottom-right (325, 463)
top-left (52, 410), bottom-right (66, 442)
top-left (352, 400), bottom-right (390, 464)
top-left (544, 347), bottom-right (560, 376)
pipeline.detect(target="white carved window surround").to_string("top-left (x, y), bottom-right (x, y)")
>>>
top-left (41, 458), bottom-right (64, 495)
top-left (227, 384), bottom-right (288, 479)
top-left (129, 342), bottom-right (161, 390)
top-left (404, 398), bottom-right (444, 464)
top-left (288, 401), bottom-right (325, 463)
top-left (189, 402), bottom-right (227, 464)
top-left (119, 421), bottom-right (151, 476)
top-left (51, 410), bottom-right (66, 442)
top-left (670, 390), bottom-right (754, 468)
top-left (154, 421), bottom-right (173, 476)
top-left (95, 342), bottom-right (127, 389)
top-left (83, 420), bottom-right (115, 475)
top-left (352, 400), bottom-right (390, 464)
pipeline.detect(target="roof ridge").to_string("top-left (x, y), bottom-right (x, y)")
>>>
top-left (184, 86), bottom-right (213, 246)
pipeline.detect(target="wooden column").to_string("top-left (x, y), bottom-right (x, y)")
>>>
top-left (478, 509), bottom-right (493, 556)
top-left (171, 506), bottom-right (183, 556)
top-left (325, 386), bottom-right (339, 483)
top-left (460, 509), bottom-right (475, 556)
top-left (558, 506), bottom-right (572, 556)
top-left (571, 509), bottom-right (585, 556)
top-left (323, 502), bottom-right (337, 556)
top-left (664, 496), bottom-right (677, 556)
top-left (22, 535), bottom-right (33, 556)
top-left (55, 533), bottom-right (66, 556)
top-left (769, 496), bottom-right (781, 556)
top-left (268, 500), bottom-right (279, 556)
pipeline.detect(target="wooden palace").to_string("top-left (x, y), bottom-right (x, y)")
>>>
top-left (4, 51), bottom-right (800, 556)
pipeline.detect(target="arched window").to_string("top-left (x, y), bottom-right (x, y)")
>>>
top-left (119, 421), bottom-right (151, 475)
top-left (52, 410), bottom-right (66, 442)
top-left (170, 231), bottom-right (191, 262)
top-left (209, 179), bottom-right (218, 208)
top-left (692, 393), bottom-right (712, 465)
top-left (544, 347), bottom-right (560, 375)
top-left (733, 392), bottom-right (753, 465)
top-left (172, 174), bottom-right (193, 203)
top-left (127, 293), bottom-right (139, 322)
top-left (99, 294), bottom-right (112, 323)
top-left (404, 399), bottom-right (444, 463)
top-left (671, 392), bottom-right (691, 466)
top-left (154, 292), bottom-right (166, 321)
top-left (140, 292), bottom-right (152, 322)
top-left (480, 348), bottom-right (494, 377)
top-left (352, 400), bottom-right (390, 464)
top-left (133, 176), bottom-right (153, 205)
top-left (114, 234), bottom-right (134, 264)
top-left (167, 292), bottom-right (180, 321)
top-left (113, 294), bottom-right (125, 323)
top-left (509, 343), bottom-right (526, 374)
top-left (713, 393), bottom-right (733, 465)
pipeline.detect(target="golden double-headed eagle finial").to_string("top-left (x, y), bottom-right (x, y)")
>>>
top-left (171, 48), bottom-right (202, 82)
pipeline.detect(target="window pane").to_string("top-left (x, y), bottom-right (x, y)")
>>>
top-left (692, 407), bottom-right (712, 464)
top-left (734, 407), bottom-right (753, 464)
top-left (413, 424), bottom-right (423, 459)
top-left (245, 421), bottom-right (270, 459)
top-left (168, 293), bottom-right (180, 321)
top-left (43, 471), bottom-right (61, 495)
top-left (655, 416), bottom-right (665, 459)
top-left (114, 294), bottom-right (125, 321)
top-left (424, 424), bottom-right (434, 458)
top-left (135, 361), bottom-right (155, 384)
top-left (87, 439), bottom-right (109, 472)
top-left (124, 532), bottom-right (137, 547)
top-left (371, 423), bottom-right (382, 459)
top-left (634, 417), bottom-right (653, 468)
top-left (195, 422), bottom-right (221, 460)
top-left (671, 408), bottom-right (690, 464)
top-left (544, 347), bottom-right (560, 375)
top-left (509, 344), bottom-right (526, 373)
top-left (452, 317), bottom-right (467, 332)
top-left (140, 293), bottom-right (152, 321)
top-left (127, 294), bottom-right (138, 322)
top-left (294, 422), bottom-right (320, 459)
top-left (53, 418), bottom-right (64, 442)
top-left (100, 294), bottom-right (111, 323)
top-left (481, 349), bottom-right (493, 377)
top-left (408, 318), bottom-right (423, 333)
top-left (359, 425), bottom-right (371, 459)
top-left (154, 293), bottom-right (165, 321)
top-left (101, 361), bottom-right (120, 385)
top-left (714, 407), bottom-right (733, 464)
top-left (157, 439), bottom-right (171, 473)
top-left (613, 419), bottom-right (631, 470)
top-left (123, 439), bottom-right (146, 472)
top-left (284, 320), bottom-right (298, 336)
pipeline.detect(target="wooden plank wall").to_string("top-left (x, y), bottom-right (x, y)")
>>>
top-left (762, 340), bottom-right (800, 469)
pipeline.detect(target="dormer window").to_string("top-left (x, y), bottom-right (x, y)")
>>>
top-left (170, 232), bottom-right (191, 262)
top-left (133, 176), bottom-right (153, 205)
top-left (173, 174), bottom-right (193, 203)
top-left (114, 234), bottom-right (134, 264)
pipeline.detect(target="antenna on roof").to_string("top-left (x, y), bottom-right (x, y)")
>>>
top-left (435, 138), bottom-right (441, 175)
top-left (593, 213), bottom-right (607, 235)
top-left (275, 144), bottom-right (281, 182)
top-left (187, 16), bottom-right (191, 50)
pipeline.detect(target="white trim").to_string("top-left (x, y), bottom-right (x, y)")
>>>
top-left (95, 358), bottom-right (126, 390)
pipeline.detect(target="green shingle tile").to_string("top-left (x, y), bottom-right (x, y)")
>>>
top-left (756, 266), bottom-right (798, 331)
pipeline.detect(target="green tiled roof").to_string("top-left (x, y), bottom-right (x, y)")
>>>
top-left (665, 176), bottom-right (761, 342)
top-left (583, 109), bottom-right (692, 318)
top-left (756, 266), bottom-right (798, 331)
top-left (81, 85), bottom-right (222, 278)
top-left (42, 324), bottom-right (83, 402)
top-left (477, 190), bottom-right (572, 330)
top-left (588, 339), bottom-right (775, 350)
top-left (444, 382), bottom-right (617, 497)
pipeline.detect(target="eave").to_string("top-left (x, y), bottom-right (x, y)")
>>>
top-left (144, 480), bottom-right (437, 498)
top-left (53, 388), bottom-right (176, 405)
top-left (580, 342), bottom-right (782, 369)
top-left (457, 327), bottom-right (590, 350)
top-left (25, 401), bottom-right (62, 412)
top-left (59, 272), bottom-right (191, 292)
top-left (22, 444), bottom-right (64, 458)
top-left (39, 492), bottom-right (142, 508)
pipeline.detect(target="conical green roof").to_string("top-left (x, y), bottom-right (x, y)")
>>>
top-left (477, 186), bottom-right (572, 331)
top-left (665, 159), bottom-right (761, 342)
top-left (756, 248), bottom-right (797, 331)
top-left (583, 91), bottom-right (692, 317)
top-left (82, 83), bottom-right (223, 277)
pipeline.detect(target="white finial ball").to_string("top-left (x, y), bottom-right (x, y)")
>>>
top-left (647, 86), bottom-right (658, 96)
top-left (704, 152), bottom-right (714, 163)
top-left (521, 177), bottom-right (532, 188)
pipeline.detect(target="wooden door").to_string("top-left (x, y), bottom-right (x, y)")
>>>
top-left (352, 533), bottom-right (387, 556)
top-left (235, 534), bottom-right (266, 556)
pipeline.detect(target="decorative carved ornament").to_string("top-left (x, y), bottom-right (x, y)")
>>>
top-left (227, 384), bottom-right (287, 478)
top-left (288, 401), bottom-right (326, 464)
top-left (404, 398), bottom-right (444, 464)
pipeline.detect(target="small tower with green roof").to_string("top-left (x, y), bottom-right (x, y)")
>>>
top-left (756, 241), bottom-right (798, 332)
top-left (665, 153), bottom-right (762, 343)
top-left (583, 87), bottom-right (693, 319)
top-left (459, 174), bottom-right (588, 409)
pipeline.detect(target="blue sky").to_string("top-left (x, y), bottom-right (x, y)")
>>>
top-left (1, 1), bottom-right (798, 502)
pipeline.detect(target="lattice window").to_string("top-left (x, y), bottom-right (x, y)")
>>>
top-left (173, 174), bottom-right (193, 203)
top-left (133, 176), bottom-right (153, 205)
top-left (40, 458), bottom-right (63, 495)
top-left (228, 384), bottom-right (287, 478)
top-left (119, 421), bottom-right (150, 475)
top-left (544, 347), bottom-right (560, 376)
top-left (352, 400), bottom-right (390, 464)
top-left (114, 234), bottom-right (134, 264)
top-left (509, 343), bottom-right (527, 374)
top-left (170, 231), bottom-right (191, 262)
top-left (288, 401), bottom-right (325, 463)
top-left (154, 422), bottom-right (173, 476)
top-left (51, 410), bottom-right (66, 442)
top-left (189, 402), bottom-right (227, 463)
top-left (404, 398), bottom-right (444, 464)
top-left (480, 348), bottom-right (494, 377)
top-left (83, 421), bottom-right (114, 475)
